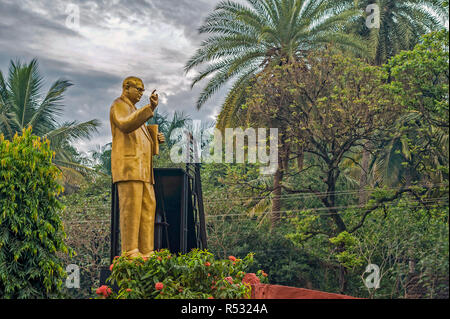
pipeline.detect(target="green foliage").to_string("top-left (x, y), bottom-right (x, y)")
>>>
top-left (101, 249), bottom-right (267, 299)
top-left (388, 29), bottom-right (448, 124)
top-left (0, 127), bottom-right (71, 298)
top-left (329, 232), bottom-right (364, 269)
top-left (370, 30), bottom-right (449, 186)
top-left (351, 197), bottom-right (449, 298)
top-left (185, 0), bottom-right (367, 127)
top-left (244, 49), bottom-right (399, 234)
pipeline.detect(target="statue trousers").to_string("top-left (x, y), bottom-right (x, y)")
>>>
top-left (117, 181), bottom-right (156, 257)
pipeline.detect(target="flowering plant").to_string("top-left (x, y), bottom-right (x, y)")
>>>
top-left (95, 249), bottom-right (268, 299)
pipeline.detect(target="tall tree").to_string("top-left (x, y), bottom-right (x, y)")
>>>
top-left (185, 0), bottom-right (366, 127)
top-left (186, 0), bottom-right (367, 228)
top-left (244, 50), bottom-right (402, 291)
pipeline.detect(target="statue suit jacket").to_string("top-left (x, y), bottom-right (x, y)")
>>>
top-left (110, 95), bottom-right (159, 184)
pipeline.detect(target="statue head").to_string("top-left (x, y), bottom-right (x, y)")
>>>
top-left (122, 76), bottom-right (145, 104)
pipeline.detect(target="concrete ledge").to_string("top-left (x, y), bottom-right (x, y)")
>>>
top-left (251, 283), bottom-right (359, 299)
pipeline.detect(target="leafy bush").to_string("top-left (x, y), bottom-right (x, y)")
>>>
top-left (97, 249), bottom-right (268, 299)
top-left (0, 128), bottom-right (71, 298)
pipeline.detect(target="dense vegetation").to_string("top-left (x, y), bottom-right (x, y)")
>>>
top-left (0, 0), bottom-right (448, 299)
top-left (0, 128), bottom-right (71, 298)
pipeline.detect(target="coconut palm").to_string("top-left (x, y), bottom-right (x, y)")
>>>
top-left (185, 0), bottom-right (367, 128)
top-left (0, 59), bottom-right (100, 174)
top-left (148, 110), bottom-right (194, 148)
top-left (90, 142), bottom-right (112, 175)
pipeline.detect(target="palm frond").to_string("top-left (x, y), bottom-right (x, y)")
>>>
top-left (7, 59), bottom-right (44, 129)
top-left (187, 0), bottom-right (377, 120)
top-left (44, 119), bottom-right (101, 147)
top-left (53, 159), bottom-right (101, 177)
top-left (28, 79), bottom-right (72, 136)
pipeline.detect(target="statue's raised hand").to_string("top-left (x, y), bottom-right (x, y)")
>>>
top-left (150, 89), bottom-right (158, 111)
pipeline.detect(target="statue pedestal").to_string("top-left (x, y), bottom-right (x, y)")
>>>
top-left (101, 167), bottom-right (207, 288)
top-left (99, 267), bottom-right (118, 291)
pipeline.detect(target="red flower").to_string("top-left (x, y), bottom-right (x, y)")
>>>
top-left (261, 271), bottom-right (268, 277)
top-left (157, 256), bottom-right (162, 261)
top-left (242, 273), bottom-right (260, 285)
top-left (204, 262), bottom-right (211, 267)
top-left (167, 255), bottom-right (172, 259)
top-left (225, 276), bottom-right (233, 284)
top-left (228, 256), bottom-right (236, 262)
top-left (143, 256), bottom-right (148, 261)
top-left (155, 282), bottom-right (164, 290)
top-left (109, 264), bottom-right (114, 271)
top-left (96, 285), bottom-right (112, 297)
top-left (208, 296), bottom-right (214, 299)
top-left (126, 288), bottom-right (132, 292)
top-left (179, 288), bottom-right (183, 293)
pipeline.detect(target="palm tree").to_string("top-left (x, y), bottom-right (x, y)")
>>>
top-left (90, 142), bottom-right (112, 175)
top-left (341, 0), bottom-right (448, 65)
top-left (186, 0), bottom-right (369, 229)
top-left (148, 110), bottom-right (193, 148)
top-left (0, 59), bottom-right (100, 176)
top-left (185, 0), bottom-right (367, 128)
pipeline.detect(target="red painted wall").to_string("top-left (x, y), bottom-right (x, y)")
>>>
top-left (251, 284), bottom-right (359, 299)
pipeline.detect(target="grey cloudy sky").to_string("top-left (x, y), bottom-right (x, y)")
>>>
top-left (0, 0), bottom-right (226, 152)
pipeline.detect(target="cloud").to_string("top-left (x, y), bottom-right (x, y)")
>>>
top-left (0, 0), bottom-right (227, 153)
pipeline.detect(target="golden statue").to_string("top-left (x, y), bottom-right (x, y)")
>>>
top-left (110, 76), bottom-right (165, 258)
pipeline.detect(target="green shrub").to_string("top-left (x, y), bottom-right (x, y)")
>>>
top-left (98, 249), bottom-right (268, 299)
top-left (0, 127), bottom-right (71, 298)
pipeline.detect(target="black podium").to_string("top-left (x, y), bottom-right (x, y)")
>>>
top-left (109, 167), bottom-right (207, 262)
top-left (100, 166), bottom-right (207, 286)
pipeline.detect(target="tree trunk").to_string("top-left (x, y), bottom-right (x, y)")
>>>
top-left (327, 169), bottom-right (348, 293)
top-left (359, 144), bottom-right (370, 205)
top-left (270, 133), bottom-right (287, 230)
top-left (339, 264), bottom-right (347, 294)
top-left (297, 146), bottom-right (304, 172)
top-left (270, 159), bottom-right (283, 230)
